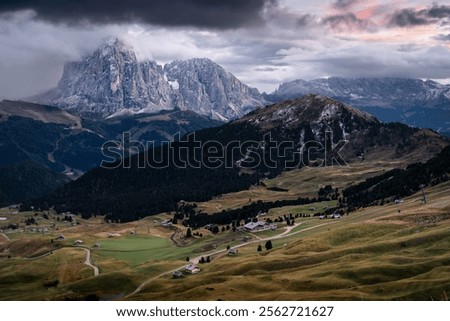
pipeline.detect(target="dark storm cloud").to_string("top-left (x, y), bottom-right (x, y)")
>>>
top-left (388, 8), bottom-right (430, 27)
top-left (427, 4), bottom-right (450, 19)
top-left (434, 33), bottom-right (450, 41)
top-left (322, 13), bottom-right (369, 31)
top-left (0, 0), bottom-right (272, 29)
top-left (389, 4), bottom-right (450, 27)
top-left (296, 14), bottom-right (316, 27)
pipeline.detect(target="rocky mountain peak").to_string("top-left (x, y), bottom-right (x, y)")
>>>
top-left (32, 37), bottom-right (181, 117)
top-left (96, 37), bottom-right (135, 59)
top-left (239, 94), bottom-right (378, 131)
top-left (165, 58), bottom-right (264, 121)
top-left (31, 39), bottom-right (265, 121)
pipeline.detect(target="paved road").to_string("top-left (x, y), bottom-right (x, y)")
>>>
top-left (127, 220), bottom-right (336, 298)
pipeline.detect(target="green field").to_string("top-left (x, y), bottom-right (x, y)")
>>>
top-left (269, 200), bottom-right (338, 217)
top-left (95, 235), bottom-right (193, 265)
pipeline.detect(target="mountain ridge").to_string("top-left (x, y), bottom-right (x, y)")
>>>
top-left (0, 99), bottom-right (223, 175)
top-left (266, 77), bottom-right (450, 133)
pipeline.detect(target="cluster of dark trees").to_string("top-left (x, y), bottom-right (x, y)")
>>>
top-left (343, 145), bottom-right (450, 210)
top-left (0, 160), bottom-right (69, 208)
top-left (199, 256), bottom-right (211, 264)
top-left (180, 196), bottom-right (331, 228)
top-left (318, 185), bottom-right (340, 200)
top-left (1, 223), bottom-right (18, 230)
top-left (25, 217), bottom-right (36, 225)
top-left (172, 201), bottom-right (326, 231)
top-left (257, 240), bottom-right (273, 252)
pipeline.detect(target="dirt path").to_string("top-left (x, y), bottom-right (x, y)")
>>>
top-left (0, 233), bottom-right (10, 241)
top-left (128, 266), bottom-right (181, 297)
top-left (245, 231), bottom-right (262, 240)
top-left (47, 134), bottom-right (64, 163)
top-left (23, 246), bottom-right (99, 277)
top-left (127, 220), bottom-right (337, 298)
top-left (25, 251), bottom-right (53, 260)
top-left (83, 248), bottom-right (99, 276)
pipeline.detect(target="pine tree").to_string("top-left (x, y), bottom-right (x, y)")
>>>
top-left (186, 228), bottom-right (192, 238)
top-left (265, 240), bottom-right (273, 250)
top-left (257, 245), bottom-right (262, 252)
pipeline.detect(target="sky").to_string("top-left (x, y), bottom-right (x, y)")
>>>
top-left (0, 0), bottom-right (450, 98)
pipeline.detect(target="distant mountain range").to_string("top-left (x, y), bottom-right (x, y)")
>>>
top-left (31, 38), bottom-right (265, 121)
top-left (266, 77), bottom-right (450, 134)
top-left (28, 38), bottom-right (450, 133)
top-left (33, 94), bottom-right (448, 221)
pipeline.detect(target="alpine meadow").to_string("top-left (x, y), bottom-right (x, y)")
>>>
top-left (0, 0), bottom-right (450, 304)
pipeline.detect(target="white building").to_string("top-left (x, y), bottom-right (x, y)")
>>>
top-left (243, 221), bottom-right (277, 232)
top-left (184, 264), bottom-right (200, 274)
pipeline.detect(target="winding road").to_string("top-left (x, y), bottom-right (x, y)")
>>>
top-left (83, 248), bottom-right (99, 276)
top-left (126, 220), bottom-right (336, 298)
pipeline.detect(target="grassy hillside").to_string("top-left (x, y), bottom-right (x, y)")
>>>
top-left (195, 160), bottom-right (398, 213)
top-left (131, 181), bottom-right (450, 301)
